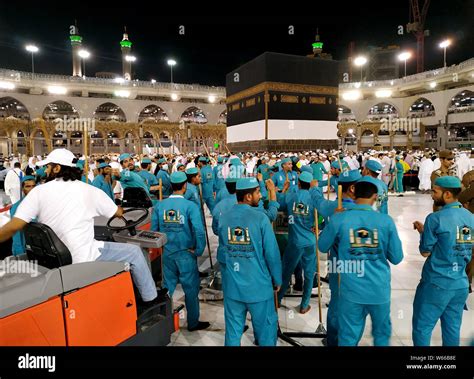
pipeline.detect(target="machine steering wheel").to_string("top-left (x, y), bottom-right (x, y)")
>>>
top-left (107, 208), bottom-right (149, 236)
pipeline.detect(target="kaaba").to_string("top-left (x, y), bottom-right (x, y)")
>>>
top-left (226, 52), bottom-right (339, 151)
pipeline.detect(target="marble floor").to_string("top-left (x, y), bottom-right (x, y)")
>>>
top-left (171, 193), bottom-right (474, 346)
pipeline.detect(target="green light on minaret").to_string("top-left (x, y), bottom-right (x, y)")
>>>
top-left (312, 42), bottom-right (323, 49)
top-left (70, 35), bottom-right (82, 43)
top-left (120, 40), bottom-right (132, 48)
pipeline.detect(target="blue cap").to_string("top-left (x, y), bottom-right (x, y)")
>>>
top-left (434, 176), bottom-right (461, 189)
top-left (199, 156), bottom-right (208, 162)
top-left (338, 169), bottom-right (362, 183)
top-left (225, 176), bottom-right (238, 183)
top-left (157, 158), bottom-right (166, 164)
top-left (119, 153), bottom-right (131, 163)
top-left (281, 157), bottom-right (291, 165)
top-left (236, 177), bottom-right (259, 190)
top-left (36, 167), bottom-right (46, 178)
top-left (21, 175), bottom-right (36, 184)
top-left (141, 158), bottom-right (152, 164)
top-left (186, 167), bottom-right (199, 175)
top-left (300, 165), bottom-right (313, 174)
top-left (365, 160), bottom-right (382, 173)
top-left (299, 171), bottom-right (313, 184)
top-left (98, 162), bottom-right (111, 169)
top-left (170, 171), bottom-right (187, 184)
top-left (395, 155), bottom-right (402, 161)
top-left (217, 156), bottom-right (224, 163)
top-left (330, 161), bottom-right (341, 169)
top-left (177, 163), bottom-right (185, 169)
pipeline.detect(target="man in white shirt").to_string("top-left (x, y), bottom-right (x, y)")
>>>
top-left (4, 161), bottom-right (23, 204)
top-left (0, 149), bottom-right (158, 305)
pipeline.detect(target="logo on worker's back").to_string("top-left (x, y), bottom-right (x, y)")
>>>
top-left (163, 209), bottom-right (183, 224)
top-left (349, 228), bottom-right (379, 249)
top-left (228, 226), bottom-right (251, 245)
top-left (292, 202), bottom-right (309, 216)
top-left (456, 225), bottom-right (473, 244)
top-left (18, 354), bottom-right (56, 373)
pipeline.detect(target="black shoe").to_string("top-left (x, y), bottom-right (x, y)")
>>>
top-left (320, 275), bottom-right (329, 284)
top-left (187, 321), bottom-right (210, 332)
top-left (137, 297), bottom-right (161, 315)
top-left (199, 271), bottom-right (209, 278)
top-left (293, 284), bottom-right (303, 292)
top-left (156, 288), bottom-right (170, 302)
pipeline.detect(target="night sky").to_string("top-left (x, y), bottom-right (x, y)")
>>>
top-left (0, 1), bottom-right (472, 86)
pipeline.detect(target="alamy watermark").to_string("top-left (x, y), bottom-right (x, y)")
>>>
top-left (0, 259), bottom-right (40, 278)
top-left (380, 117), bottom-right (421, 135)
top-left (327, 257), bottom-right (365, 277)
top-left (54, 117), bottom-right (96, 133)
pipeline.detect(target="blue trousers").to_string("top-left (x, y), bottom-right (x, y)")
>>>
top-left (338, 297), bottom-right (391, 346)
top-left (163, 251), bottom-right (200, 329)
top-left (327, 272), bottom-right (339, 346)
top-left (224, 297), bottom-right (278, 346)
top-left (412, 281), bottom-right (469, 346)
top-left (203, 195), bottom-right (216, 213)
top-left (97, 242), bottom-right (157, 302)
top-left (278, 245), bottom-right (316, 309)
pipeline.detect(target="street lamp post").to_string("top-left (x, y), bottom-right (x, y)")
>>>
top-left (354, 56), bottom-right (368, 82)
top-left (398, 52), bottom-right (411, 78)
top-left (25, 45), bottom-right (39, 78)
top-left (78, 49), bottom-right (90, 78)
top-left (167, 59), bottom-right (177, 84)
top-left (439, 39), bottom-right (451, 68)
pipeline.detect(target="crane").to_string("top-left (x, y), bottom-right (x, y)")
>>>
top-left (407, 0), bottom-right (431, 73)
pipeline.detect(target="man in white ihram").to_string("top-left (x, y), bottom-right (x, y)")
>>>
top-left (4, 161), bottom-right (23, 204)
top-left (0, 148), bottom-right (159, 308)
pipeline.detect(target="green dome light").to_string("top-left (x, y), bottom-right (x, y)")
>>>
top-left (120, 40), bottom-right (132, 48)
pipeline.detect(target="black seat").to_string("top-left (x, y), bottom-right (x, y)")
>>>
top-left (122, 187), bottom-right (153, 209)
top-left (24, 222), bottom-right (72, 269)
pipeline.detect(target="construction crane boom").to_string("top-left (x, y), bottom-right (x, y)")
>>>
top-left (407, 0), bottom-right (431, 73)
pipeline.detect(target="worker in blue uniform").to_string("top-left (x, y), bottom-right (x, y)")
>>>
top-left (10, 175), bottom-right (36, 255)
top-left (92, 162), bottom-right (115, 201)
top-left (272, 158), bottom-right (298, 192)
top-left (155, 158), bottom-right (172, 198)
top-left (412, 176), bottom-right (474, 346)
top-left (392, 156), bottom-right (404, 195)
top-left (316, 160), bottom-right (347, 193)
top-left (184, 167), bottom-right (201, 209)
top-left (112, 153), bottom-right (149, 194)
top-left (215, 161), bottom-right (246, 204)
top-left (151, 171), bottom-right (210, 331)
top-left (213, 156), bottom-right (226, 195)
top-left (310, 157), bottom-right (328, 181)
top-left (309, 169), bottom-right (361, 346)
top-left (277, 171), bottom-right (316, 313)
top-left (318, 180), bottom-right (404, 346)
top-left (257, 157), bottom-right (271, 181)
top-left (198, 156), bottom-right (215, 212)
top-left (136, 158), bottom-right (160, 195)
top-left (217, 177), bottom-right (282, 346)
top-left (361, 160), bottom-right (388, 214)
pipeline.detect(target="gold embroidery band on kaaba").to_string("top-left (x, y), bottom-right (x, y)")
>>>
top-left (226, 81), bottom-right (338, 104)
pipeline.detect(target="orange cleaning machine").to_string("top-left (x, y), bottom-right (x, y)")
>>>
top-left (1, 191), bottom-right (174, 346)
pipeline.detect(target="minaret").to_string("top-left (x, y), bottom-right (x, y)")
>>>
top-left (312, 28), bottom-right (323, 56)
top-left (70, 22), bottom-right (83, 77)
top-left (120, 27), bottom-right (132, 80)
